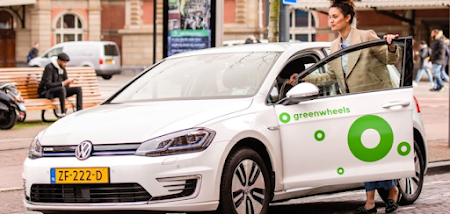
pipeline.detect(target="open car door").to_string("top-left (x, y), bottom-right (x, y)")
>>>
top-left (275, 37), bottom-right (415, 190)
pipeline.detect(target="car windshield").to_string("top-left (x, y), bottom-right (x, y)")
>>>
top-left (110, 52), bottom-right (281, 103)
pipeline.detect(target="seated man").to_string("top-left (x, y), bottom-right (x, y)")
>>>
top-left (37, 52), bottom-right (83, 117)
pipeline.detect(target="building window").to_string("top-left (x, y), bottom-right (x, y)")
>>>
top-left (289, 9), bottom-right (316, 42)
top-left (55, 14), bottom-right (83, 43)
top-left (0, 11), bottom-right (13, 29)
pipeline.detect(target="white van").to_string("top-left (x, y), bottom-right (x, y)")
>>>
top-left (28, 41), bottom-right (121, 80)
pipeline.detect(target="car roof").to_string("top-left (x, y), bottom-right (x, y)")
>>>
top-left (168, 42), bottom-right (331, 59)
top-left (54, 41), bottom-right (118, 47)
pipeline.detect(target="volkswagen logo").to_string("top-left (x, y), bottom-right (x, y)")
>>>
top-left (75, 140), bottom-right (93, 160)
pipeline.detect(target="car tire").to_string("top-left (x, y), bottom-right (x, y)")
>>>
top-left (377, 140), bottom-right (424, 205)
top-left (0, 106), bottom-right (17, 130)
top-left (218, 148), bottom-right (271, 214)
top-left (397, 140), bottom-right (425, 205)
top-left (102, 75), bottom-right (112, 80)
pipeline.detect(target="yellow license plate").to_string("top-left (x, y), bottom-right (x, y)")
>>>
top-left (106, 59), bottom-right (113, 64)
top-left (51, 167), bottom-right (109, 184)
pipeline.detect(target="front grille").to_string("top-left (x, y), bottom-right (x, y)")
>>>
top-left (42, 143), bottom-right (141, 157)
top-left (30, 183), bottom-right (151, 203)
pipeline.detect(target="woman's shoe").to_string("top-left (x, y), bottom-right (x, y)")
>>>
top-left (385, 199), bottom-right (399, 213)
top-left (353, 205), bottom-right (377, 214)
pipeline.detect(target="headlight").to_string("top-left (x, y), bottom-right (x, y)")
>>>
top-left (135, 128), bottom-right (216, 157)
top-left (28, 136), bottom-right (42, 159)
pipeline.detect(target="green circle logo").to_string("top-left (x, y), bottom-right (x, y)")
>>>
top-left (348, 115), bottom-right (393, 162)
top-left (279, 112), bottom-right (291, 123)
top-left (337, 167), bottom-right (345, 175)
top-left (398, 142), bottom-right (411, 156)
top-left (315, 130), bottom-right (325, 141)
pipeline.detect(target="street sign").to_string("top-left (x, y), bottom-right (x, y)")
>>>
top-left (282, 0), bottom-right (297, 5)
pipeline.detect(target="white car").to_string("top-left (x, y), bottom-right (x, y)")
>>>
top-left (23, 37), bottom-right (427, 214)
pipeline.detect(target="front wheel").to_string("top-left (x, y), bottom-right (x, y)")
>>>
top-left (218, 148), bottom-right (271, 214)
top-left (0, 107), bottom-right (17, 130)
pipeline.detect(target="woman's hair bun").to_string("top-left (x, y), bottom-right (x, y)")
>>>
top-left (330, 0), bottom-right (355, 8)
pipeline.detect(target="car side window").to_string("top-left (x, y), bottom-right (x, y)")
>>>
top-left (43, 47), bottom-right (63, 58)
top-left (301, 41), bottom-right (404, 96)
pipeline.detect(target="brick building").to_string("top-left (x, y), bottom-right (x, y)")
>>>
top-left (0, 0), bottom-right (448, 69)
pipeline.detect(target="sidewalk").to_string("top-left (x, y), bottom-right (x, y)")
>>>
top-left (413, 79), bottom-right (449, 164)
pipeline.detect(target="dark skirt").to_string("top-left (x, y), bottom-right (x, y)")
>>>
top-left (364, 180), bottom-right (398, 191)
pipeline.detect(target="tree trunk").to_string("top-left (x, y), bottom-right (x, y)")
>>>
top-left (268, 0), bottom-right (279, 43)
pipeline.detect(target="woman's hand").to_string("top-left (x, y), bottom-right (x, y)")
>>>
top-left (383, 34), bottom-right (399, 44)
top-left (289, 73), bottom-right (298, 86)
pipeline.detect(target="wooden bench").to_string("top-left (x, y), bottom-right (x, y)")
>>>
top-left (0, 67), bottom-right (105, 121)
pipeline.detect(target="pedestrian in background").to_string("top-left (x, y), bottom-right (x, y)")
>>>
top-left (245, 35), bottom-right (261, 44)
top-left (413, 40), bottom-right (433, 87)
top-left (429, 29), bottom-right (446, 92)
top-left (26, 42), bottom-right (39, 63)
top-left (439, 38), bottom-right (450, 83)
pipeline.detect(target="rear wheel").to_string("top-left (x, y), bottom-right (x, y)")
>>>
top-left (102, 75), bottom-right (112, 80)
top-left (377, 140), bottom-right (424, 205)
top-left (0, 107), bottom-right (17, 130)
top-left (218, 148), bottom-right (271, 214)
top-left (397, 141), bottom-right (424, 205)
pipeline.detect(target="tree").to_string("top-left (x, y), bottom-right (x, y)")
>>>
top-left (268, 0), bottom-right (279, 43)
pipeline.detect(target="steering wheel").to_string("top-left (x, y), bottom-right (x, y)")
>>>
top-left (278, 79), bottom-right (290, 100)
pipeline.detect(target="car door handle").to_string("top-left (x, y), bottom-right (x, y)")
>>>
top-left (382, 101), bottom-right (410, 109)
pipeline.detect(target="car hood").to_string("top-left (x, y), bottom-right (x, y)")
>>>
top-left (40, 99), bottom-right (253, 146)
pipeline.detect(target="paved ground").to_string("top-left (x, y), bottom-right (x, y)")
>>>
top-left (412, 81), bottom-right (449, 162)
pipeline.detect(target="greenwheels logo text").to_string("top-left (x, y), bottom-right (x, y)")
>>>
top-left (279, 107), bottom-right (350, 123)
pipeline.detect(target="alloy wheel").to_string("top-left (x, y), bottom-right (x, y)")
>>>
top-left (232, 159), bottom-right (266, 214)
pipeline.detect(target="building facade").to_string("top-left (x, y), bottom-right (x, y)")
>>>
top-left (0, 0), bottom-right (448, 68)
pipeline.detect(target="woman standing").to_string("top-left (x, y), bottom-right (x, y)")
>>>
top-left (290, 0), bottom-right (401, 213)
top-left (329, 1), bottom-right (400, 213)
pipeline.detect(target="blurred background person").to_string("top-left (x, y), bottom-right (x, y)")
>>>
top-left (27, 42), bottom-right (39, 63)
top-left (245, 35), bottom-right (261, 44)
top-left (440, 38), bottom-right (450, 83)
top-left (429, 29), bottom-right (446, 92)
top-left (413, 40), bottom-right (433, 87)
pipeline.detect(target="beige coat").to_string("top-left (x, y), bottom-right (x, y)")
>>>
top-left (305, 27), bottom-right (402, 93)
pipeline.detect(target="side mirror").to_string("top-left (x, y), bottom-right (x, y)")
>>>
top-left (278, 82), bottom-right (319, 105)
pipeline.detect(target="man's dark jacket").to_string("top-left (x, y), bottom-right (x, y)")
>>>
top-left (430, 36), bottom-right (446, 65)
top-left (38, 62), bottom-right (68, 97)
top-left (27, 47), bottom-right (38, 62)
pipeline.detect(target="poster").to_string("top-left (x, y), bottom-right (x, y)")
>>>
top-left (167, 0), bottom-right (211, 56)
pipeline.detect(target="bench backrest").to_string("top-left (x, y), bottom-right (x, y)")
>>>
top-left (0, 67), bottom-right (101, 99)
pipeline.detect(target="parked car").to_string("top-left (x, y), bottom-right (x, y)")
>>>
top-left (28, 41), bottom-right (121, 80)
top-left (23, 37), bottom-right (427, 214)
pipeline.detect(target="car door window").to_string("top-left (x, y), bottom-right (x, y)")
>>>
top-left (299, 40), bottom-right (405, 96)
top-left (271, 55), bottom-right (319, 103)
